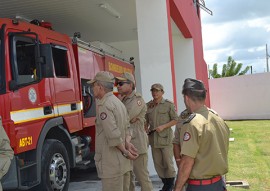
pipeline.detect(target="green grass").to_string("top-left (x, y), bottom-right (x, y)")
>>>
top-left (226, 120), bottom-right (270, 191)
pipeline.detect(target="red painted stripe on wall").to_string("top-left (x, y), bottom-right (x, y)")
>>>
top-left (169, 0), bottom-right (210, 107)
top-left (166, 0), bottom-right (178, 111)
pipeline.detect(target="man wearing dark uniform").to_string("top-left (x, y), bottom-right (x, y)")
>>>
top-left (116, 72), bottom-right (153, 191)
top-left (88, 71), bottom-right (138, 191)
top-left (0, 116), bottom-right (14, 191)
top-left (173, 78), bottom-right (230, 191)
top-left (145, 83), bottom-right (178, 191)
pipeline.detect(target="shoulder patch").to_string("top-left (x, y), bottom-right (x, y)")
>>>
top-left (137, 100), bottom-right (142, 106)
top-left (183, 132), bottom-right (191, 141)
top-left (183, 113), bottom-right (196, 124)
top-left (100, 112), bottom-right (107, 120)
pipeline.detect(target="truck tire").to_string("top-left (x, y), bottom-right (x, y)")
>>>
top-left (39, 139), bottom-right (70, 191)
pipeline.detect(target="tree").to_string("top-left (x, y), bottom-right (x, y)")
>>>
top-left (209, 56), bottom-right (250, 79)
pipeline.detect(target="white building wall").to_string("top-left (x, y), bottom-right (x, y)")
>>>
top-left (171, 20), bottom-right (196, 112)
top-left (135, 0), bottom-right (174, 103)
top-left (134, 0), bottom-right (175, 176)
top-left (209, 73), bottom-right (270, 120)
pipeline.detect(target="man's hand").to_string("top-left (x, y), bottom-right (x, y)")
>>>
top-left (147, 129), bottom-right (156, 135)
top-left (175, 158), bottom-right (181, 167)
top-left (155, 125), bottom-right (166, 133)
top-left (126, 141), bottom-right (138, 157)
top-left (127, 151), bottom-right (138, 160)
top-left (130, 118), bottom-right (138, 124)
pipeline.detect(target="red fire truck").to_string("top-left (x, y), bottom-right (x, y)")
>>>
top-left (0, 18), bottom-right (134, 190)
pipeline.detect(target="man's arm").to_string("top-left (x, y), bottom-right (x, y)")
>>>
top-left (0, 124), bottom-right (14, 179)
top-left (173, 143), bottom-right (181, 167)
top-left (156, 102), bottom-right (178, 132)
top-left (125, 135), bottom-right (138, 156)
top-left (129, 97), bottom-right (146, 123)
top-left (174, 155), bottom-right (194, 191)
top-left (144, 107), bottom-right (150, 134)
top-left (173, 124), bottom-right (181, 166)
top-left (155, 119), bottom-right (177, 133)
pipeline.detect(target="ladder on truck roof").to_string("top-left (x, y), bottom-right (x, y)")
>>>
top-left (72, 36), bottom-right (134, 65)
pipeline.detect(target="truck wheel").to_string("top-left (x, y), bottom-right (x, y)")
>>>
top-left (39, 139), bottom-right (70, 191)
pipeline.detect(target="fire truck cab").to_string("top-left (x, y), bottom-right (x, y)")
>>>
top-left (0, 18), bottom-right (134, 190)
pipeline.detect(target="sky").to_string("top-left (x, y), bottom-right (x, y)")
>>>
top-left (200, 0), bottom-right (270, 74)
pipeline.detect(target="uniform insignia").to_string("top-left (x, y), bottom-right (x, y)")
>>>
top-left (208, 108), bottom-right (219, 116)
top-left (100, 112), bottom-right (107, 120)
top-left (135, 92), bottom-right (142, 97)
top-left (183, 113), bottom-right (196, 124)
top-left (165, 99), bottom-right (173, 104)
top-left (165, 99), bottom-right (176, 110)
top-left (137, 100), bottom-right (142, 106)
top-left (180, 109), bottom-right (190, 119)
top-left (183, 132), bottom-right (191, 141)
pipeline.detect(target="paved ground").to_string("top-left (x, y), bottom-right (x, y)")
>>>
top-left (69, 168), bottom-right (163, 191)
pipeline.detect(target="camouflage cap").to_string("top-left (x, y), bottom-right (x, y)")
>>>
top-left (150, 83), bottom-right (164, 91)
top-left (115, 72), bottom-right (135, 84)
top-left (87, 71), bottom-right (115, 84)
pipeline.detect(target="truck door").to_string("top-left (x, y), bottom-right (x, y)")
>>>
top-left (47, 39), bottom-right (82, 132)
top-left (8, 34), bottom-right (53, 154)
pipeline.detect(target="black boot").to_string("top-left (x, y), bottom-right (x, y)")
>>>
top-left (165, 178), bottom-right (175, 191)
top-left (159, 178), bottom-right (167, 191)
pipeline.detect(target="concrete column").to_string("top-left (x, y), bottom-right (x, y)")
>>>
top-left (135, 0), bottom-right (177, 176)
top-left (171, 20), bottom-right (196, 112)
top-left (136, 0), bottom-right (174, 102)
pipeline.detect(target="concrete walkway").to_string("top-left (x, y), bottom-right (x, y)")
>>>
top-left (69, 175), bottom-right (163, 191)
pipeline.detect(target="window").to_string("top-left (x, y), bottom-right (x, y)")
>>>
top-left (14, 39), bottom-right (38, 85)
top-left (52, 46), bottom-right (69, 78)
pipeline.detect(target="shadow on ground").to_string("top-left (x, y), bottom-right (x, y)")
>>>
top-left (70, 167), bottom-right (100, 182)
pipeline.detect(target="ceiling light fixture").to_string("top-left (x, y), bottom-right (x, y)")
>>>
top-left (99, 3), bottom-right (121, 19)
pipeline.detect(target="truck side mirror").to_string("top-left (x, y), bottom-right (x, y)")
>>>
top-left (39, 44), bottom-right (54, 78)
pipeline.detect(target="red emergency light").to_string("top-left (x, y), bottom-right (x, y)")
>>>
top-left (40, 21), bottom-right (53, 30)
